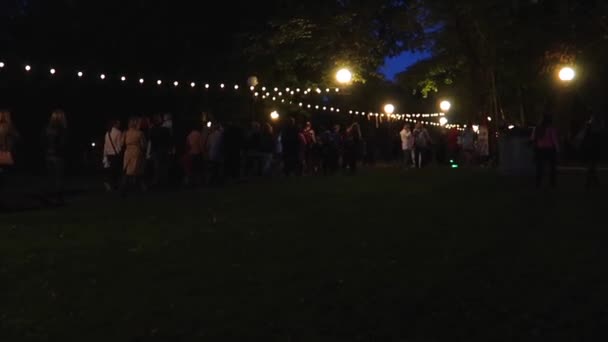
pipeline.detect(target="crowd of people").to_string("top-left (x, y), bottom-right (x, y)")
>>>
top-left (99, 113), bottom-right (365, 195)
top-left (0, 108), bottom-right (604, 207)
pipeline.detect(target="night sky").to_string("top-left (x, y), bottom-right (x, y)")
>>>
top-left (380, 51), bottom-right (432, 81)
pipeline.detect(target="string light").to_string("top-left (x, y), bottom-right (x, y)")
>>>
top-left (174, 81), bottom-right (179, 87)
top-left (77, 71), bottom-right (84, 77)
top-left (100, 74), bottom-right (106, 80)
top-left (121, 76), bottom-right (127, 82)
top-left (0, 62), bottom-right (5, 68)
top-left (234, 85), bottom-right (239, 90)
top-left (220, 83), bottom-right (225, 88)
top-left (139, 78), bottom-right (144, 84)
top-left (191, 82), bottom-right (196, 88)
top-left (25, 65), bottom-right (31, 71)
top-left (50, 68), bottom-right (56, 75)
top-left (157, 80), bottom-right (162, 85)
top-left (205, 84), bottom-right (210, 89)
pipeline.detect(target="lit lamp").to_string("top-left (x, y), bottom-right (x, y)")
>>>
top-left (559, 67), bottom-right (575, 82)
top-left (270, 111), bottom-right (280, 120)
top-left (440, 100), bottom-right (452, 112)
top-left (439, 117), bottom-right (448, 126)
top-left (384, 104), bottom-right (395, 115)
top-left (336, 68), bottom-right (353, 84)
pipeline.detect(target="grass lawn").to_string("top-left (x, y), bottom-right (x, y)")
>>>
top-left (1, 168), bottom-right (607, 341)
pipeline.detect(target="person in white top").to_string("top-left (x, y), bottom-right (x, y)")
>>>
top-left (103, 119), bottom-right (124, 191)
top-left (399, 123), bottom-right (414, 168)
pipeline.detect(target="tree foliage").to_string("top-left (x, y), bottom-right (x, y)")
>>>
top-left (243, 0), bottom-right (425, 86)
top-left (397, 0), bottom-right (608, 123)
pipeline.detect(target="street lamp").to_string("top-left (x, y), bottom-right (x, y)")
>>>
top-left (559, 67), bottom-right (575, 82)
top-left (270, 111), bottom-right (280, 121)
top-left (384, 104), bottom-right (395, 115)
top-left (336, 68), bottom-right (353, 84)
top-left (440, 100), bottom-right (452, 112)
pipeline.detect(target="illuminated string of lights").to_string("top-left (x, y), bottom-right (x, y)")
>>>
top-left (257, 95), bottom-right (449, 127)
top-left (0, 59), bottom-right (468, 129)
top-left (0, 60), bottom-right (247, 92)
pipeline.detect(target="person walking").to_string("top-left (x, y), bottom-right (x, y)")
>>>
top-left (43, 110), bottom-right (68, 205)
top-left (103, 119), bottom-right (124, 191)
top-left (399, 123), bottom-right (414, 169)
top-left (122, 117), bottom-right (146, 196)
top-left (413, 123), bottom-right (431, 168)
top-left (531, 114), bottom-right (559, 187)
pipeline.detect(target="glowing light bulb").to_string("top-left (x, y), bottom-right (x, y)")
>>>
top-left (121, 76), bottom-right (126, 82)
top-left (78, 71), bottom-right (84, 77)
top-left (559, 67), bottom-right (575, 82)
top-left (100, 74), bottom-right (106, 80)
top-left (336, 68), bottom-right (353, 84)
top-left (157, 80), bottom-right (162, 85)
top-left (234, 85), bottom-right (239, 90)
top-left (0, 62), bottom-right (4, 68)
top-left (205, 84), bottom-right (210, 89)
top-left (191, 82), bottom-right (196, 88)
top-left (50, 68), bottom-right (56, 75)
top-left (25, 65), bottom-right (31, 71)
top-left (139, 78), bottom-right (144, 84)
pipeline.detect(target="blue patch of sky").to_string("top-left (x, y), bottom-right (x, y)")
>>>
top-left (380, 50), bottom-right (432, 81)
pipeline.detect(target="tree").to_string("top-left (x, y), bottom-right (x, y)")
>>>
top-left (397, 0), bottom-right (608, 124)
top-left (242, 0), bottom-right (425, 86)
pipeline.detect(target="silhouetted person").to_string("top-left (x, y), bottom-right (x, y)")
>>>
top-left (343, 123), bottom-right (362, 174)
top-left (260, 123), bottom-right (275, 176)
top-left (103, 119), bottom-right (124, 191)
top-left (581, 114), bottom-right (604, 188)
top-left (223, 122), bottom-right (244, 180)
top-left (531, 114), bottom-right (559, 187)
top-left (0, 110), bottom-right (19, 208)
top-left (44, 110), bottom-right (68, 205)
top-left (282, 118), bottom-right (301, 176)
top-left (148, 114), bottom-right (173, 188)
top-left (122, 117), bottom-right (147, 196)
top-left (413, 123), bottom-right (431, 168)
